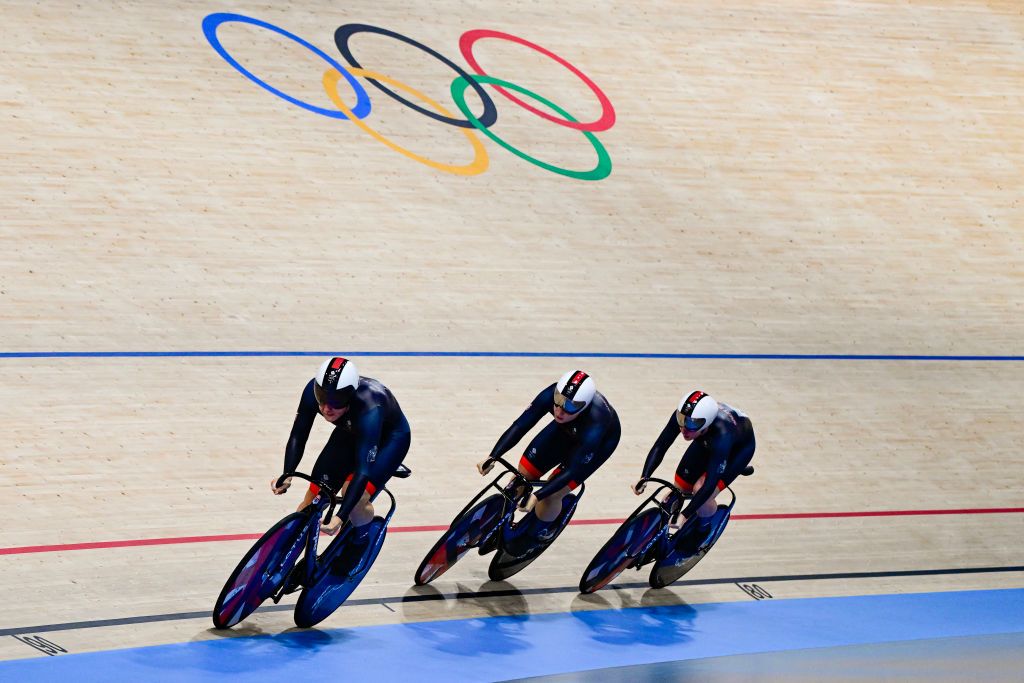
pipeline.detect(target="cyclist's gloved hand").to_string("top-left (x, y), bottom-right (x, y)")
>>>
top-left (632, 479), bottom-right (647, 496)
top-left (476, 458), bottom-right (496, 476)
top-left (518, 492), bottom-right (538, 513)
top-left (271, 476), bottom-right (292, 495)
top-left (320, 515), bottom-right (343, 536)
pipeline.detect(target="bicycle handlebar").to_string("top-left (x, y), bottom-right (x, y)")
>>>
top-left (276, 472), bottom-right (340, 525)
top-left (639, 476), bottom-right (693, 499)
top-left (489, 456), bottom-right (528, 480)
top-left (484, 456), bottom-right (547, 505)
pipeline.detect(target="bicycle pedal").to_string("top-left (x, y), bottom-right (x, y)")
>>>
top-left (280, 559), bottom-right (306, 594)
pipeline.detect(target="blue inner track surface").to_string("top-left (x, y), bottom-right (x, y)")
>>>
top-left (3, 588), bottom-right (1022, 682)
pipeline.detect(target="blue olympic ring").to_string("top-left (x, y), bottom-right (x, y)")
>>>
top-left (201, 12), bottom-right (372, 120)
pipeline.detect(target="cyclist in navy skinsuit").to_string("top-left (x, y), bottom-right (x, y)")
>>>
top-left (634, 390), bottom-right (755, 535)
top-left (271, 357), bottom-right (410, 568)
top-left (478, 370), bottom-right (620, 552)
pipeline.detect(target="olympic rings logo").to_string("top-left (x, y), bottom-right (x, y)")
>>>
top-left (202, 14), bottom-right (616, 180)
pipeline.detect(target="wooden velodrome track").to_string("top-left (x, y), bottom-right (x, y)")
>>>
top-left (2, 0), bottom-right (1023, 677)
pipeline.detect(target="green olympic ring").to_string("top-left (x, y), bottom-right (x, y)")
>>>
top-left (451, 75), bottom-right (613, 182)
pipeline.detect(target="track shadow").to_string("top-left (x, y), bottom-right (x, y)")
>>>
top-left (569, 587), bottom-right (700, 647)
top-left (399, 581), bottom-right (533, 656)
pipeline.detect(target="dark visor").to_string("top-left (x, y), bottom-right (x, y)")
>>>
top-left (676, 412), bottom-right (705, 431)
top-left (314, 383), bottom-right (354, 409)
top-left (554, 391), bottom-right (585, 415)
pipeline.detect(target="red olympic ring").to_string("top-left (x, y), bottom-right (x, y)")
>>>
top-left (459, 29), bottom-right (616, 133)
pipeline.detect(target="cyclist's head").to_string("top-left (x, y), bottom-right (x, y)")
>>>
top-left (553, 370), bottom-right (596, 421)
top-left (677, 390), bottom-right (718, 439)
top-left (314, 357), bottom-right (359, 412)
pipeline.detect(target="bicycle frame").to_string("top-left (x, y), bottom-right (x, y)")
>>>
top-left (262, 473), bottom-right (338, 601)
top-left (639, 475), bottom-right (741, 565)
top-left (270, 469), bottom-right (408, 599)
top-left (452, 456), bottom-right (536, 532)
top-left (623, 476), bottom-right (734, 567)
top-left (620, 477), bottom-right (683, 565)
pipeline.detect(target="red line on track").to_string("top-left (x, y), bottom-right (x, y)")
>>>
top-left (2, 507), bottom-right (1022, 557)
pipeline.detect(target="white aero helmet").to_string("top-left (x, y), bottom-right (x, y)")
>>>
top-left (553, 370), bottom-right (596, 415)
top-left (314, 357), bottom-right (359, 409)
top-left (677, 390), bottom-right (718, 434)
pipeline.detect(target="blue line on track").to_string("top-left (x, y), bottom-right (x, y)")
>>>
top-left (1, 351), bottom-right (1021, 361)
top-left (2, 588), bottom-right (1022, 681)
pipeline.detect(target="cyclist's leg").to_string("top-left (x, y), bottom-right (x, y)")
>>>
top-left (504, 424), bottom-right (565, 545)
top-left (358, 414), bottom-right (412, 520)
top-left (672, 440), bottom-right (714, 526)
top-left (696, 429), bottom-right (757, 521)
top-left (538, 419), bottom-right (620, 523)
top-left (696, 476), bottom-right (725, 521)
top-left (535, 484), bottom-right (571, 522)
top-left (715, 431), bottom-right (756, 499)
top-left (517, 421), bottom-right (564, 481)
top-left (335, 417), bottom-right (411, 570)
top-left (306, 430), bottom-right (360, 538)
top-left (337, 479), bottom-right (374, 526)
top-left (305, 428), bottom-right (357, 511)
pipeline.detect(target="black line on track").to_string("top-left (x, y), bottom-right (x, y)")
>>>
top-left (2, 564), bottom-right (1022, 637)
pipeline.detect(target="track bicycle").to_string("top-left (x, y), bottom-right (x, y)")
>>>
top-left (579, 466), bottom-right (752, 593)
top-left (213, 465), bottom-right (410, 628)
top-left (414, 456), bottom-right (584, 584)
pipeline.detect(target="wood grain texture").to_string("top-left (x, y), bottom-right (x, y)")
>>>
top-left (1, 0), bottom-right (1021, 660)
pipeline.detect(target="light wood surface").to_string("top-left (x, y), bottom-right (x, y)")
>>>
top-left (1, 0), bottom-right (1022, 662)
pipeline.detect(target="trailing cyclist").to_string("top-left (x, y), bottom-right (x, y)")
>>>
top-left (634, 390), bottom-right (755, 539)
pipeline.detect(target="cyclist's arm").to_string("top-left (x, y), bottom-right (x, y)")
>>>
top-left (337, 404), bottom-right (384, 522)
top-left (283, 380), bottom-right (318, 473)
top-left (640, 413), bottom-right (680, 479)
top-left (487, 385), bottom-right (553, 460)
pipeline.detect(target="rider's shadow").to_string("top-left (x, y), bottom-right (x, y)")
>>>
top-left (400, 581), bottom-right (532, 656)
top-left (138, 623), bottom-right (356, 676)
top-left (569, 588), bottom-right (700, 647)
top-left (274, 625), bottom-right (357, 650)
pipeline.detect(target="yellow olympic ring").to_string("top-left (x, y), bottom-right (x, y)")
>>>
top-left (322, 68), bottom-right (489, 176)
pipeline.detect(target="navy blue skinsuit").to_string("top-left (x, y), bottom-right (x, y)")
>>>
top-left (284, 377), bottom-right (410, 523)
top-left (640, 403), bottom-right (755, 519)
top-left (488, 384), bottom-right (621, 500)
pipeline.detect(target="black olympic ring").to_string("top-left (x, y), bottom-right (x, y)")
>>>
top-left (334, 23), bottom-right (499, 130)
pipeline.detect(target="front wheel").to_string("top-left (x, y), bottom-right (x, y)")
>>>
top-left (414, 494), bottom-right (506, 586)
top-left (579, 508), bottom-right (665, 594)
top-left (212, 511), bottom-right (309, 629)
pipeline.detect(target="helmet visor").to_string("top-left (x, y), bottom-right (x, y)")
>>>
top-left (554, 391), bottom-right (586, 415)
top-left (676, 412), bottom-right (706, 431)
top-left (314, 383), bottom-right (354, 410)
